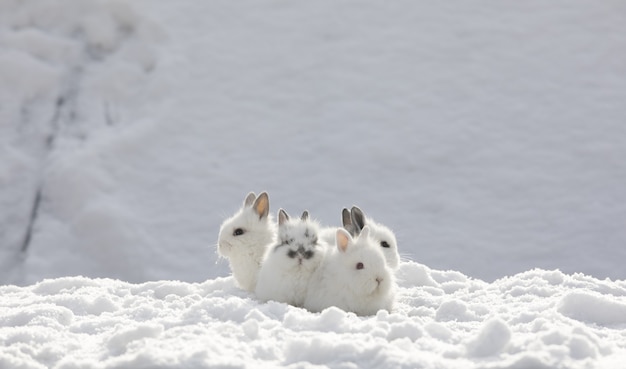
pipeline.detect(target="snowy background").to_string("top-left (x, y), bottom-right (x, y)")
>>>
top-left (1, 0), bottom-right (624, 285)
top-left (2, 1), bottom-right (626, 368)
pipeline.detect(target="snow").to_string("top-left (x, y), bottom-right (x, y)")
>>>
top-left (558, 291), bottom-right (626, 326)
top-left (2, 0), bottom-right (626, 284)
top-left (1, 0), bottom-right (626, 367)
top-left (2, 265), bottom-right (626, 368)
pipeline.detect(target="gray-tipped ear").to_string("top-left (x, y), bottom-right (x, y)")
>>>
top-left (244, 192), bottom-right (256, 207)
top-left (342, 208), bottom-right (357, 236)
top-left (342, 208), bottom-right (351, 227)
top-left (301, 210), bottom-right (309, 221)
top-left (278, 208), bottom-right (289, 226)
top-left (359, 225), bottom-right (371, 240)
top-left (351, 206), bottom-right (366, 235)
top-left (253, 192), bottom-right (270, 220)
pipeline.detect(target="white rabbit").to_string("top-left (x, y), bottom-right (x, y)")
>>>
top-left (304, 226), bottom-right (396, 316)
top-left (350, 206), bottom-right (400, 270)
top-left (217, 191), bottom-right (275, 292)
top-left (255, 209), bottom-right (327, 307)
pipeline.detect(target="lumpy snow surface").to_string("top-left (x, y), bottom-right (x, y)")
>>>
top-left (2, 265), bottom-right (626, 368)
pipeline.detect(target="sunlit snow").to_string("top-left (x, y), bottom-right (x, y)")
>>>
top-left (1, 0), bottom-right (625, 368)
top-left (2, 265), bottom-right (626, 368)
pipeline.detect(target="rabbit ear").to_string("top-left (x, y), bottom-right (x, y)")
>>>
top-left (244, 192), bottom-right (256, 207)
top-left (278, 209), bottom-right (289, 225)
top-left (336, 228), bottom-right (352, 253)
top-left (359, 225), bottom-right (371, 239)
top-left (351, 206), bottom-right (365, 233)
top-left (342, 208), bottom-right (352, 228)
top-left (253, 192), bottom-right (270, 220)
top-left (301, 210), bottom-right (309, 221)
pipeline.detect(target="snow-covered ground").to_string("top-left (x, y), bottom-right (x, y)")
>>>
top-left (2, 264), bottom-right (626, 368)
top-left (1, 0), bottom-right (626, 367)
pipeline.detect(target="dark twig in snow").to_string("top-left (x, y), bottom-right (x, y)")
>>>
top-left (20, 96), bottom-right (66, 254)
top-left (20, 189), bottom-right (42, 253)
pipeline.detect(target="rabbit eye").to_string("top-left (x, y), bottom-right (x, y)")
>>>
top-left (356, 262), bottom-right (364, 270)
top-left (233, 228), bottom-right (245, 236)
top-left (381, 241), bottom-right (390, 248)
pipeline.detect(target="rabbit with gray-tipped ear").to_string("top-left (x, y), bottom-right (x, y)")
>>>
top-left (255, 209), bottom-right (327, 307)
top-left (217, 192), bottom-right (276, 292)
top-left (304, 226), bottom-right (396, 316)
top-left (350, 206), bottom-right (400, 270)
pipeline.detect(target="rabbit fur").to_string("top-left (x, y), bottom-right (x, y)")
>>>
top-left (255, 209), bottom-right (327, 307)
top-left (304, 226), bottom-right (396, 316)
top-left (350, 206), bottom-right (400, 270)
top-left (319, 208), bottom-right (355, 246)
top-left (217, 192), bottom-right (276, 292)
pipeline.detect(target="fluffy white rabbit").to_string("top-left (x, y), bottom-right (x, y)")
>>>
top-left (255, 209), bottom-right (327, 307)
top-left (304, 226), bottom-right (396, 316)
top-left (217, 191), bottom-right (275, 292)
top-left (350, 206), bottom-right (400, 270)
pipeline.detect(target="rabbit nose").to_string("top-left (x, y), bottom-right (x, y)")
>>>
top-left (288, 246), bottom-right (306, 260)
top-left (297, 246), bottom-right (313, 258)
top-left (376, 277), bottom-right (383, 285)
top-left (301, 248), bottom-right (315, 259)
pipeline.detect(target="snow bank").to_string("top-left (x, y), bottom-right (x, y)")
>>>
top-left (1, 264), bottom-right (625, 368)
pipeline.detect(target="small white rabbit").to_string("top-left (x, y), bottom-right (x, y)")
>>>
top-left (304, 226), bottom-right (396, 316)
top-left (255, 209), bottom-right (327, 307)
top-left (350, 206), bottom-right (400, 270)
top-left (217, 191), bottom-right (275, 292)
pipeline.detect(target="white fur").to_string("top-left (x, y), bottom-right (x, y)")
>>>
top-left (304, 226), bottom-right (396, 316)
top-left (319, 227), bottom-right (339, 246)
top-left (255, 211), bottom-right (327, 307)
top-left (217, 192), bottom-right (276, 292)
top-left (319, 209), bottom-right (353, 248)
top-left (366, 218), bottom-right (400, 270)
top-left (351, 207), bottom-right (400, 270)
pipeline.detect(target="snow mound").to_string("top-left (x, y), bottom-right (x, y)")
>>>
top-left (558, 291), bottom-right (626, 326)
top-left (2, 263), bottom-right (625, 368)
